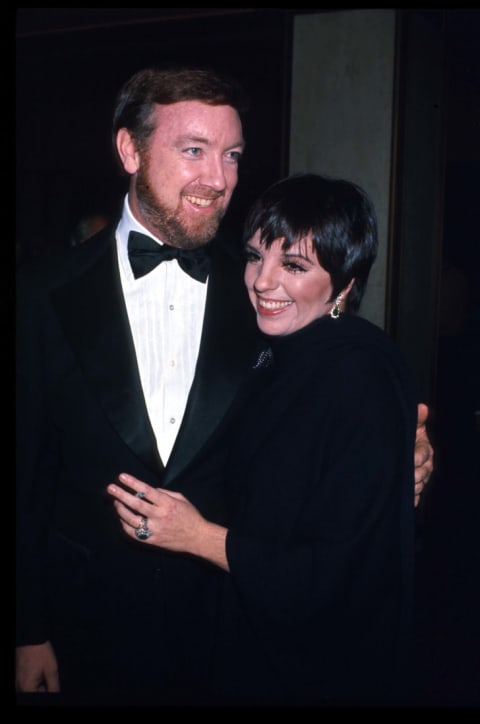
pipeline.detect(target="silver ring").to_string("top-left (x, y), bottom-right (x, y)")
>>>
top-left (134, 516), bottom-right (152, 541)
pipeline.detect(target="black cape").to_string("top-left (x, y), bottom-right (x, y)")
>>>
top-left (211, 314), bottom-right (418, 707)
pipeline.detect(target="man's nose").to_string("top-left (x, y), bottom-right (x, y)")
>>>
top-left (201, 155), bottom-right (227, 191)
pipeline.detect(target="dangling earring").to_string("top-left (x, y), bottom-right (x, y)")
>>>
top-left (330, 293), bottom-right (343, 320)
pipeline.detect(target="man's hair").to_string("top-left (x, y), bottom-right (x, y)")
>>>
top-left (112, 65), bottom-right (249, 157)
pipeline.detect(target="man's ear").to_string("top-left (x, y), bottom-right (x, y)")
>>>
top-left (116, 128), bottom-right (140, 175)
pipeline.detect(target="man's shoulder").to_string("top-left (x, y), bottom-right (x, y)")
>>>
top-left (16, 226), bottom-right (114, 295)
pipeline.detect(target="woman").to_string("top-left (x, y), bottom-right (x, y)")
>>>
top-left (108, 173), bottom-right (418, 706)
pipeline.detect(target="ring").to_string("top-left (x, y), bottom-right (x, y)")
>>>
top-left (134, 516), bottom-right (152, 541)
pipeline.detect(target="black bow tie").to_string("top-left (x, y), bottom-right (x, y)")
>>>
top-left (127, 231), bottom-right (210, 283)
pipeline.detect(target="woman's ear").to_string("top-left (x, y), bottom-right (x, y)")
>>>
top-left (116, 128), bottom-right (140, 175)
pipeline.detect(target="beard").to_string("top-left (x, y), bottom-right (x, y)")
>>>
top-left (134, 167), bottom-right (226, 251)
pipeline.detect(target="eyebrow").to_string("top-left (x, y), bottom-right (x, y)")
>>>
top-left (177, 134), bottom-right (209, 145)
top-left (177, 134), bottom-right (245, 151)
top-left (283, 250), bottom-right (314, 263)
top-left (247, 241), bottom-right (315, 265)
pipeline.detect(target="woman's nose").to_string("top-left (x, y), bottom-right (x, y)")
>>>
top-left (254, 261), bottom-right (278, 291)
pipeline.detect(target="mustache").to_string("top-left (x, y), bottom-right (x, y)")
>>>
top-left (184, 187), bottom-right (225, 200)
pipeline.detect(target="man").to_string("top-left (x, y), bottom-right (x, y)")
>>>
top-left (16, 65), bottom-right (433, 706)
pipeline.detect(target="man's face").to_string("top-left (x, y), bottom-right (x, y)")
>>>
top-left (129, 101), bottom-right (244, 249)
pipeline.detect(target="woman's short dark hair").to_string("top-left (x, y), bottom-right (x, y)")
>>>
top-left (243, 172), bottom-right (378, 312)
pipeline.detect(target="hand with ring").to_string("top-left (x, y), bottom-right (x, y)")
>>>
top-left (134, 515), bottom-right (152, 541)
top-left (106, 473), bottom-right (216, 555)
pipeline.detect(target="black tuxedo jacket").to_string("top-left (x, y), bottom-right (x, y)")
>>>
top-left (16, 225), bottom-right (260, 703)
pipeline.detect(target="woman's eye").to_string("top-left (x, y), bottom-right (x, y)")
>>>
top-left (284, 261), bottom-right (306, 272)
top-left (245, 250), bottom-right (261, 263)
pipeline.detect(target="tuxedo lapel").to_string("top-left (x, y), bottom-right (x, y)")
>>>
top-left (52, 238), bottom-right (163, 474)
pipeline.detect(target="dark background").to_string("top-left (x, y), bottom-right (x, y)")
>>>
top-left (16, 8), bottom-right (293, 260)
top-left (15, 9), bottom-right (480, 263)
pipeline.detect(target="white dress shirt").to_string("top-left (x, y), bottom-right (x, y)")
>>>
top-left (116, 196), bottom-right (208, 465)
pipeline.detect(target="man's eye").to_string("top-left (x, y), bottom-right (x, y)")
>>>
top-left (186, 147), bottom-right (202, 156)
top-left (227, 151), bottom-right (242, 162)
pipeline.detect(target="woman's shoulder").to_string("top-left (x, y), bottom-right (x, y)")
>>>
top-left (339, 314), bottom-right (402, 355)
top-left (311, 314), bottom-right (411, 385)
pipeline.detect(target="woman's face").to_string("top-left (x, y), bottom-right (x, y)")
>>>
top-left (244, 230), bottom-right (334, 336)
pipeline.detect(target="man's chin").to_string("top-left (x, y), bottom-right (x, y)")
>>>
top-left (185, 219), bottom-right (222, 247)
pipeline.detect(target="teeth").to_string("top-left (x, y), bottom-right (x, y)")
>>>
top-left (259, 299), bottom-right (292, 310)
top-left (184, 195), bottom-right (214, 207)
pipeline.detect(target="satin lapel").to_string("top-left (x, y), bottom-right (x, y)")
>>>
top-left (52, 239), bottom-right (163, 474)
top-left (163, 238), bottom-right (259, 484)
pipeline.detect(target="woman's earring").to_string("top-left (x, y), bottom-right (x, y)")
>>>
top-left (330, 293), bottom-right (343, 320)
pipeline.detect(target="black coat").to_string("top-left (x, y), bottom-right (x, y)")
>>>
top-left (15, 225), bottom-right (259, 705)
top-left (210, 315), bottom-right (418, 707)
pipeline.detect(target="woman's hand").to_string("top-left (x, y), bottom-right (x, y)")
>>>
top-left (107, 473), bottom-right (229, 570)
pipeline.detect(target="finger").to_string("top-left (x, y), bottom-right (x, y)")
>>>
top-left (107, 484), bottom-right (153, 515)
top-left (112, 499), bottom-right (133, 525)
top-left (117, 472), bottom-right (150, 496)
top-left (119, 518), bottom-right (138, 538)
top-left (414, 439), bottom-right (431, 467)
top-left (414, 441), bottom-right (427, 465)
top-left (112, 498), bottom-right (147, 528)
top-left (414, 481), bottom-right (425, 495)
top-left (414, 467), bottom-right (431, 486)
top-left (417, 402), bottom-right (429, 426)
top-left (414, 465), bottom-right (424, 485)
top-left (118, 474), bottom-right (159, 504)
top-left (113, 501), bottom-right (146, 532)
top-left (414, 458), bottom-right (433, 494)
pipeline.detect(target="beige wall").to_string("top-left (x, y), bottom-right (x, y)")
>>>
top-left (289, 9), bottom-right (396, 328)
